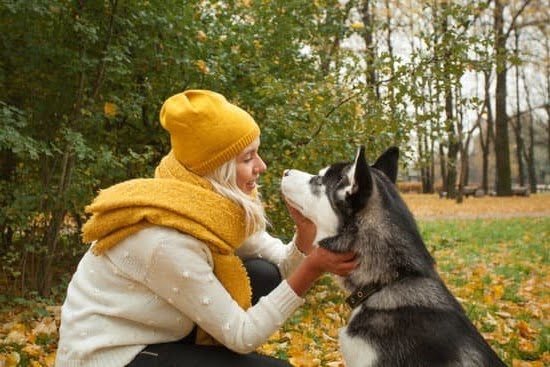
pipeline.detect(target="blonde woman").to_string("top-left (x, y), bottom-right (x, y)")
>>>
top-left (55, 90), bottom-right (357, 367)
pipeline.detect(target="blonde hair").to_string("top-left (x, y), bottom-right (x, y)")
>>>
top-left (204, 158), bottom-right (267, 236)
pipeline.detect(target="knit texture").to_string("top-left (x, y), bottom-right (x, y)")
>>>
top-left (82, 152), bottom-right (252, 345)
top-left (159, 90), bottom-right (260, 175)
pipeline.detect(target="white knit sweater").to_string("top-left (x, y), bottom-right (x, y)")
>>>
top-left (55, 226), bottom-right (305, 367)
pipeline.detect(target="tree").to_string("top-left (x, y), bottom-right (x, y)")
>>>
top-left (493, 0), bottom-right (534, 196)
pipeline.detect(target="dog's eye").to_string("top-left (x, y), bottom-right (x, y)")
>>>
top-left (336, 176), bottom-right (347, 186)
top-left (310, 176), bottom-right (323, 186)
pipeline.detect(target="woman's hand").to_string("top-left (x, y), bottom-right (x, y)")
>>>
top-left (287, 247), bottom-right (358, 297)
top-left (305, 247), bottom-right (358, 277)
top-left (283, 198), bottom-right (316, 255)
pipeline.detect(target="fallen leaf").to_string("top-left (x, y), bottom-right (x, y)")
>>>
top-left (5, 329), bottom-right (26, 345)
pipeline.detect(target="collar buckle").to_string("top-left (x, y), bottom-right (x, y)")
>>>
top-left (345, 283), bottom-right (382, 308)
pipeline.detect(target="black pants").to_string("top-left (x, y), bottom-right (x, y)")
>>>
top-left (127, 259), bottom-right (291, 367)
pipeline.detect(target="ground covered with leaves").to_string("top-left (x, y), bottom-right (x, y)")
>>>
top-left (1, 194), bottom-right (549, 366)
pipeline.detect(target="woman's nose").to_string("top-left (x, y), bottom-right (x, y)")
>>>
top-left (258, 158), bottom-right (267, 173)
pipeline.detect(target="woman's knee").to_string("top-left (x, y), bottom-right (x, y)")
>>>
top-left (243, 258), bottom-right (281, 304)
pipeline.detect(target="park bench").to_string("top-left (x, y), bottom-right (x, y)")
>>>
top-left (512, 186), bottom-right (530, 197)
top-left (462, 186), bottom-right (478, 197)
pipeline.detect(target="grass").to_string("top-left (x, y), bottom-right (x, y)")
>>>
top-left (0, 215), bottom-right (548, 366)
top-left (421, 218), bottom-right (549, 365)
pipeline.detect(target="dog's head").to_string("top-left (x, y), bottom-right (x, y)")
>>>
top-left (282, 146), bottom-right (436, 288)
top-left (281, 146), bottom-right (399, 245)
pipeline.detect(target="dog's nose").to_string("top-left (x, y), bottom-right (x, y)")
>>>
top-left (283, 169), bottom-right (291, 177)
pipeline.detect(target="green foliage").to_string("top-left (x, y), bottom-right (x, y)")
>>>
top-left (0, 1), bottom-right (506, 296)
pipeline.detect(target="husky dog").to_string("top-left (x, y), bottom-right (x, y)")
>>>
top-left (281, 147), bottom-right (506, 367)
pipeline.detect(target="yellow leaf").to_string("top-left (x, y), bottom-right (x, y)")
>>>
top-left (484, 283), bottom-right (504, 304)
top-left (3, 352), bottom-right (20, 367)
top-left (32, 317), bottom-right (57, 336)
top-left (472, 264), bottom-right (488, 276)
top-left (44, 352), bottom-right (57, 367)
top-left (12, 323), bottom-right (27, 333)
top-left (196, 30), bottom-right (207, 42)
top-left (22, 343), bottom-right (43, 358)
top-left (5, 330), bottom-right (26, 345)
top-left (516, 320), bottom-right (535, 339)
top-left (518, 338), bottom-right (536, 352)
top-left (195, 60), bottom-right (209, 74)
top-left (512, 360), bottom-right (544, 367)
top-left (104, 102), bottom-right (118, 118)
top-left (238, 0), bottom-right (252, 7)
top-left (289, 356), bottom-right (320, 367)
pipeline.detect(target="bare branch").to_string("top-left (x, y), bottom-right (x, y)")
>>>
top-left (514, 19), bottom-right (550, 29)
top-left (297, 90), bottom-right (364, 147)
top-left (504, 0), bottom-right (535, 40)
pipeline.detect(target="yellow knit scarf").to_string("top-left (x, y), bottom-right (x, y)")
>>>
top-left (82, 151), bottom-right (252, 345)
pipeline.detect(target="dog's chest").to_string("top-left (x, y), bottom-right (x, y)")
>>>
top-left (339, 309), bottom-right (378, 367)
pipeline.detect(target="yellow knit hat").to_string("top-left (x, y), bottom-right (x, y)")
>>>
top-left (159, 90), bottom-right (261, 176)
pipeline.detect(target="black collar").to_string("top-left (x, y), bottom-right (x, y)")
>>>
top-left (345, 283), bottom-right (382, 308)
top-left (345, 270), bottom-right (419, 308)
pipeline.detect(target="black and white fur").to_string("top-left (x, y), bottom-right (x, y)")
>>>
top-left (281, 147), bottom-right (506, 367)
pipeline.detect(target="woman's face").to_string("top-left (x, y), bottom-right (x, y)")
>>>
top-left (236, 138), bottom-right (267, 194)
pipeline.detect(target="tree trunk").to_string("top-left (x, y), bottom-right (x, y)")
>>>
top-left (430, 135), bottom-right (436, 193)
top-left (546, 35), bottom-right (550, 163)
top-left (511, 117), bottom-right (526, 186)
top-left (526, 114), bottom-right (537, 193)
top-left (319, 2), bottom-right (352, 75)
top-left (424, 132), bottom-right (434, 193)
top-left (456, 86), bottom-right (466, 204)
top-left (417, 125), bottom-right (427, 192)
top-left (439, 144), bottom-right (447, 194)
top-left (494, 0), bottom-right (512, 196)
top-left (480, 70), bottom-right (494, 193)
top-left (513, 30), bottom-right (525, 186)
top-left (0, 149), bottom-right (16, 252)
top-left (521, 69), bottom-right (538, 193)
top-left (384, 0), bottom-right (396, 109)
top-left (38, 148), bottom-right (74, 297)
top-left (438, 1), bottom-right (458, 199)
top-left (445, 95), bottom-right (459, 199)
top-left (361, 0), bottom-right (379, 98)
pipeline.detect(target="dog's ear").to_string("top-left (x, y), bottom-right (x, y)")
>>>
top-left (346, 146), bottom-right (372, 211)
top-left (372, 146), bottom-right (399, 183)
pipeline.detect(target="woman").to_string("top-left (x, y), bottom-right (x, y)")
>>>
top-left (55, 90), bottom-right (357, 367)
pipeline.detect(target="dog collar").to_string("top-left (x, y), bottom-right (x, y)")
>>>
top-left (346, 283), bottom-right (382, 308)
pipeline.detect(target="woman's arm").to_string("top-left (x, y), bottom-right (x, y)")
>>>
top-left (236, 199), bottom-right (318, 277)
top-left (236, 231), bottom-right (304, 278)
top-left (142, 231), bottom-right (304, 354)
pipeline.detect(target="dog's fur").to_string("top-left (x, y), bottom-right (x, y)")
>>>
top-left (281, 147), bottom-right (506, 367)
